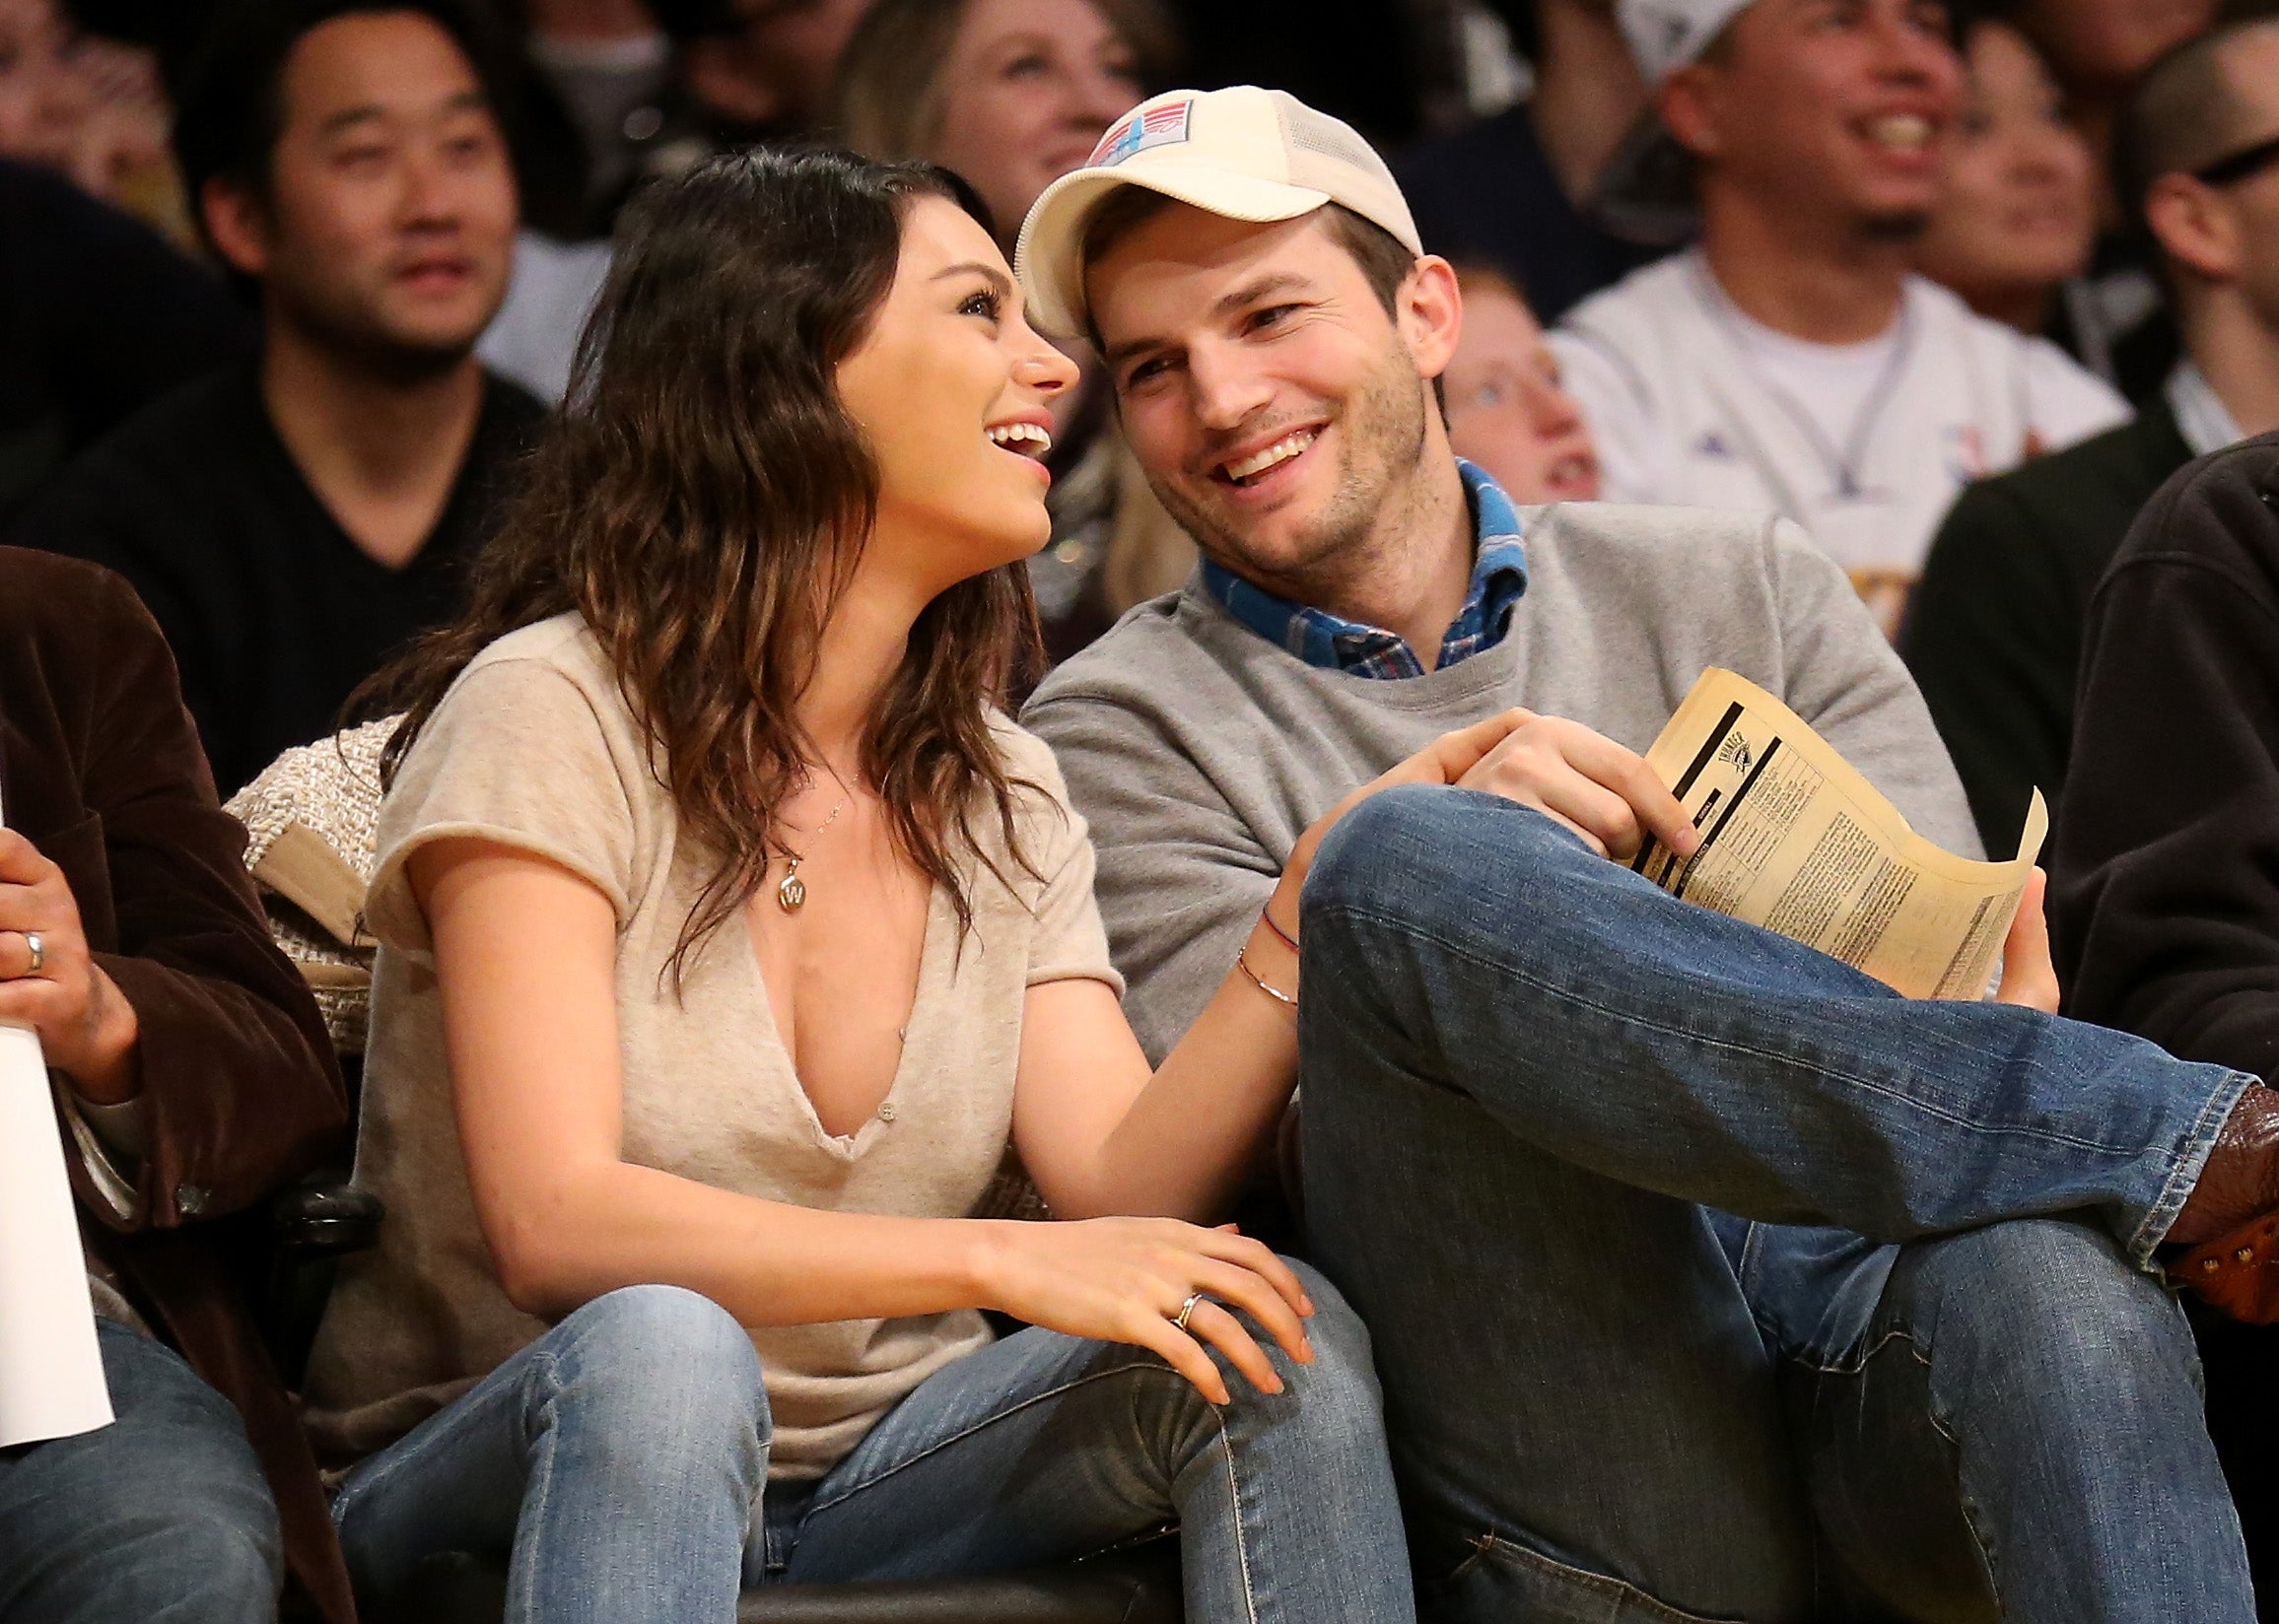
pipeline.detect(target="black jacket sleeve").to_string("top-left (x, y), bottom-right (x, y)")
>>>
top-left (2049, 437), bottom-right (2279, 1079)
top-left (1904, 480), bottom-right (2082, 858)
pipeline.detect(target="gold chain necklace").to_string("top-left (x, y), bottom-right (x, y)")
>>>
top-left (775, 788), bottom-right (849, 913)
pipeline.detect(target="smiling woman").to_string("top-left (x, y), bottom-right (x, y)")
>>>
top-left (302, 146), bottom-right (1461, 1623)
top-left (1914, 20), bottom-right (2097, 335)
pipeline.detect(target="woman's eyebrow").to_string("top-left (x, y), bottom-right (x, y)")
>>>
top-left (932, 262), bottom-right (1014, 299)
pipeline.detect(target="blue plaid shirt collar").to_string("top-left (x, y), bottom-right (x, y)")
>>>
top-left (1200, 460), bottom-right (1530, 679)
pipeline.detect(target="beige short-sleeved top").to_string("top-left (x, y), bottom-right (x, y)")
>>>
top-left (302, 616), bottom-right (1121, 1476)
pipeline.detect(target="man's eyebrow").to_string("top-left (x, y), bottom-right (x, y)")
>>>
top-left (316, 90), bottom-right (488, 137)
top-left (317, 104), bottom-right (387, 137)
top-left (1102, 272), bottom-right (1319, 370)
top-left (1213, 272), bottom-right (1312, 317)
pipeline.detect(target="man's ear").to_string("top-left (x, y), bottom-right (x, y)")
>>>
top-left (201, 175), bottom-right (274, 281)
top-left (1656, 65), bottom-right (1724, 161)
top-left (2145, 173), bottom-right (2240, 285)
top-left (1402, 254), bottom-right (1463, 381)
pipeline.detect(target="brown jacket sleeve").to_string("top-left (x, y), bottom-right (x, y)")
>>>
top-left (0, 547), bottom-right (347, 1225)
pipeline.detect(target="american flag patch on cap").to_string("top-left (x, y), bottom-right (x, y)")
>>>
top-left (1088, 100), bottom-right (1194, 168)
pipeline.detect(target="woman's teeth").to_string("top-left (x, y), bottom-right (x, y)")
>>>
top-left (1223, 429), bottom-right (1317, 485)
top-left (986, 422), bottom-right (1053, 458)
top-left (1865, 113), bottom-right (1933, 152)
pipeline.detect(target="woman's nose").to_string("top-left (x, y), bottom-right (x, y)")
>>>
top-left (1017, 344), bottom-right (1081, 397)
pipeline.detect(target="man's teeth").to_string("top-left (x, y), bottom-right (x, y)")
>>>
top-left (1223, 430), bottom-right (1317, 484)
top-left (1866, 113), bottom-right (1932, 151)
top-left (987, 422), bottom-right (1052, 456)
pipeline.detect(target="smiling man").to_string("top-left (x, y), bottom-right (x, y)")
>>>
top-left (1550, 0), bottom-right (2126, 606)
top-left (11, 0), bottom-right (542, 794)
top-left (1019, 86), bottom-right (2262, 1624)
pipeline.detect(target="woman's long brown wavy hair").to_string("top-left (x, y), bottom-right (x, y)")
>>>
top-left (364, 149), bottom-right (1045, 979)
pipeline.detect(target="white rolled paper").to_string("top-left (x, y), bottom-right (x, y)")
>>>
top-left (0, 1020), bottom-right (113, 1447)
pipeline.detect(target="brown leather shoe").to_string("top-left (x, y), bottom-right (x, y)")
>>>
top-left (2168, 1082), bottom-right (2279, 1321)
top-left (2173, 1215), bottom-right (2279, 1321)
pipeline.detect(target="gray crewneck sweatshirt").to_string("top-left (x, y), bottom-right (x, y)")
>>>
top-left (1023, 500), bottom-right (1978, 1062)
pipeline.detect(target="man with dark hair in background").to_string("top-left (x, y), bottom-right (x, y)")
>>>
top-left (1549, 0), bottom-right (2127, 623)
top-left (1907, 14), bottom-right (2279, 856)
top-left (10, 0), bottom-right (542, 795)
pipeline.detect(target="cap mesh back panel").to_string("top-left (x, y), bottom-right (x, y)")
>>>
top-left (1280, 101), bottom-right (1395, 183)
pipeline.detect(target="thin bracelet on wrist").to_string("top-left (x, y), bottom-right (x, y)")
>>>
top-left (1258, 901), bottom-right (1299, 955)
top-left (1237, 945), bottom-right (1298, 1010)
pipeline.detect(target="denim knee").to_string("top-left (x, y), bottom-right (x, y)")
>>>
top-left (545, 1284), bottom-right (772, 1466)
top-left (119, 1512), bottom-right (280, 1616)
top-left (1276, 1260), bottom-right (1385, 1413)
top-left (1150, 1259), bottom-right (1387, 1451)
top-left (1902, 1217), bottom-right (2198, 1399)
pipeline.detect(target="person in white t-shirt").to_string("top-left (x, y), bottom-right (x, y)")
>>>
top-left (1551, 0), bottom-right (2127, 622)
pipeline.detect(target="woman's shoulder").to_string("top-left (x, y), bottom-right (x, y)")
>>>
top-left (985, 709), bottom-right (1079, 812)
top-left (457, 613), bottom-right (614, 691)
top-left (418, 616), bottom-right (637, 745)
top-left (388, 615), bottom-right (649, 815)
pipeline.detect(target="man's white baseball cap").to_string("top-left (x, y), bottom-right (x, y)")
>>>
top-left (1014, 86), bottom-right (1421, 341)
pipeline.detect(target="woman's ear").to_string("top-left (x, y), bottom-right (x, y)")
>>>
top-left (2145, 173), bottom-right (2240, 285)
top-left (1402, 254), bottom-right (1464, 382)
top-left (201, 176), bottom-right (273, 281)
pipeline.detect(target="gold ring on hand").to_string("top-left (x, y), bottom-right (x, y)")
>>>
top-left (20, 931), bottom-right (42, 976)
top-left (1173, 1291), bottom-right (1205, 1332)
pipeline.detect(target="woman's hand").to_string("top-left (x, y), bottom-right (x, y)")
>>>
top-left (1992, 869), bottom-right (2060, 1014)
top-left (0, 829), bottom-right (139, 1100)
top-left (971, 1217), bottom-right (1315, 1405)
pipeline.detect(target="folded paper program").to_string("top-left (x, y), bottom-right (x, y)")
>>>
top-left (0, 776), bottom-right (112, 1448)
top-left (1636, 667), bottom-right (2048, 1001)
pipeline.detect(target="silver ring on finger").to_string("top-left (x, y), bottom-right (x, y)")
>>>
top-left (1172, 1291), bottom-right (1205, 1332)
top-left (21, 932), bottom-right (42, 976)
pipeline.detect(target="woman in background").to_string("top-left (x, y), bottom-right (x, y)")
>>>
top-left (1915, 18), bottom-right (2098, 346)
top-left (837, 0), bottom-right (1194, 661)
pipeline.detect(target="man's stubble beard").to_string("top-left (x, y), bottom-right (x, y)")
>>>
top-left (1856, 209), bottom-right (1932, 245)
top-left (270, 269), bottom-right (492, 388)
top-left (1143, 340), bottom-right (1432, 607)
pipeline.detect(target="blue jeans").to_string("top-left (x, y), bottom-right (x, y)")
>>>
top-left (0, 1319), bottom-right (283, 1623)
top-left (1297, 786), bottom-right (2254, 1624)
top-left (333, 1266), bottom-right (1412, 1624)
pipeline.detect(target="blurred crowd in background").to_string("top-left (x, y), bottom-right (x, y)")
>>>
top-left (0, 0), bottom-right (2271, 822)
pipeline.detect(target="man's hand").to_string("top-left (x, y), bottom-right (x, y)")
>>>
top-left (1992, 869), bottom-right (2060, 1013)
top-left (1454, 711), bottom-right (1702, 863)
top-left (0, 828), bottom-right (140, 1100)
